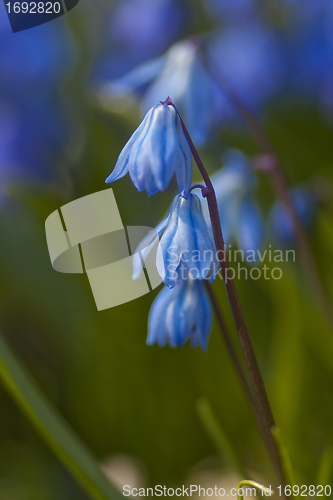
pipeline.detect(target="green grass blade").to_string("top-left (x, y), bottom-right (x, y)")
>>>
top-left (271, 426), bottom-right (297, 487)
top-left (0, 332), bottom-right (123, 500)
top-left (316, 449), bottom-right (333, 486)
top-left (196, 398), bottom-right (246, 477)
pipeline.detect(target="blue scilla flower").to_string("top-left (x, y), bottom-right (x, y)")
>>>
top-left (202, 150), bottom-right (265, 256)
top-left (269, 185), bottom-right (318, 247)
top-left (105, 102), bottom-right (192, 196)
top-left (133, 192), bottom-right (218, 288)
top-left (101, 40), bottom-right (219, 146)
top-left (148, 268), bottom-right (213, 351)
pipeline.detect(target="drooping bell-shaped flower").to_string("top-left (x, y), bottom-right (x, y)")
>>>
top-left (201, 150), bottom-right (265, 256)
top-left (133, 192), bottom-right (218, 288)
top-left (269, 185), bottom-right (318, 246)
top-left (105, 102), bottom-right (192, 196)
top-left (148, 268), bottom-right (213, 351)
top-left (101, 40), bottom-right (219, 146)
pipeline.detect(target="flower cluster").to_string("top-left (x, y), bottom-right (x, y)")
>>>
top-left (106, 99), bottom-right (320, 349)
top-left (106, 100), bottom-right (216, 350)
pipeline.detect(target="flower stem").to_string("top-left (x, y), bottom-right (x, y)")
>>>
top-left (200, 49), bottom-right (333, 328)
top-left (205, 282), bottom-right (284, 473)
top-left (175, 107), bottom-right (286, 490)
top-left (204, 282), bottom-right (255, 407)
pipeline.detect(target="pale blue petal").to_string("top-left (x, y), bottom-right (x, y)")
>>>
top-left (165, 282), bottom-right (194, 346)
top-left (147, 286), bottom-right (170, 346)
top-left (175, 116), bottom-right (192, 195)
top-left (181, 195), bottom-right (216, 280)
top-left (190, 281), bottom-right (213, 351)
top-left (103, 56), bottom-right (165, 97)
top-left (128, 104), bottom-right (181, 193)
top-left (143, 104), bottom-right (180, 191)
top-left (181, 57), bottom-right (214, 147)
top-left (133, 218), bottom-right (169, 280)
top-left (147, 276), bottom-right (213, 351)
top-left (156, 195), bottom-right (183, 287)
top-left (105, 109), bottom-right (152, 184)
top-left (157, 194), bottom-right (216, 286)
top-left (127, 106), bottom-right (157, 191)
top-left (236, 197), bottom-right (265, 256)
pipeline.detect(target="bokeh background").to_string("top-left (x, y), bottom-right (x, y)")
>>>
top-left (1, 0), bottom-right (333, 498)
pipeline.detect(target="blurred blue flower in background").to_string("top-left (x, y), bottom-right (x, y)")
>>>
top-left (269, 185), bottom-right (318, 246)
top-left (208, 20), bottom-right (284, 118)
top-left (285, 0), bottom-right (333, 115)
top-left (109, 0), bottom-right (187, 64)
top-left (101, 39), bottom-right (219, 146)
top-left (205, 0), bottom-right (256, 21)
top-left (0, 5), bottom-right (73, 202)
top-left (142, 40), bottom-right (219, 146)
top-left (94, 0), bottom-right (188, 82)
top-left (102, 18), bottom-right (284, 143)
top-left (203, 150), bottom-right (265, 257)
top-left (148, 267), bottom-right (212, 350)
top-left (106, 102), bottom-right (192, 196)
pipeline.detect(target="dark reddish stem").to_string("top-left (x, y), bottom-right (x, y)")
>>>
top-left (204, 282), bottom-right (255, 407)
top-left (205, 282), bottom-right (285, 483)
top-left (189, 184), bottom-right (208, 195)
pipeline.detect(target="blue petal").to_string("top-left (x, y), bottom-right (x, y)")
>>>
top-left (129, 104), bottom-right (180, 192)
top-left (143, 41), bottom-right (192, 112)
top-left (270, 198), bottom-right (295, 246)
top-left (184, 194), bottom-right (216, 280)
top-left (156, 195), bottom-right (183, 287)
top-left (157, 194), bottom-right (216, 287)
top-left (175, 116), bottom-right (192, 195)
top-left (148, 278), bottom-right (213, 350)
top-left (190, 281), bottom-right (213, 351)
top-left (180, 55), bottom-right (215, 147)
top-left (127, 106), bottom-right (157, 190)
top-left (236, 196), bottom-right (265, 256)
top-left (164, 284), bottom-right (192, 346)
top-left (147, 286), bottom-right (170, 346)
top-left (103, 56), bottom-right (165, 97)
top-left (105, 110), bottom-right (152, 184)
top-left (269, 186), bottom-right (317, 246)
top-left (143, 41), bottom-right (215, 147)
top-left (133, 218), bottom-right (169, 280)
